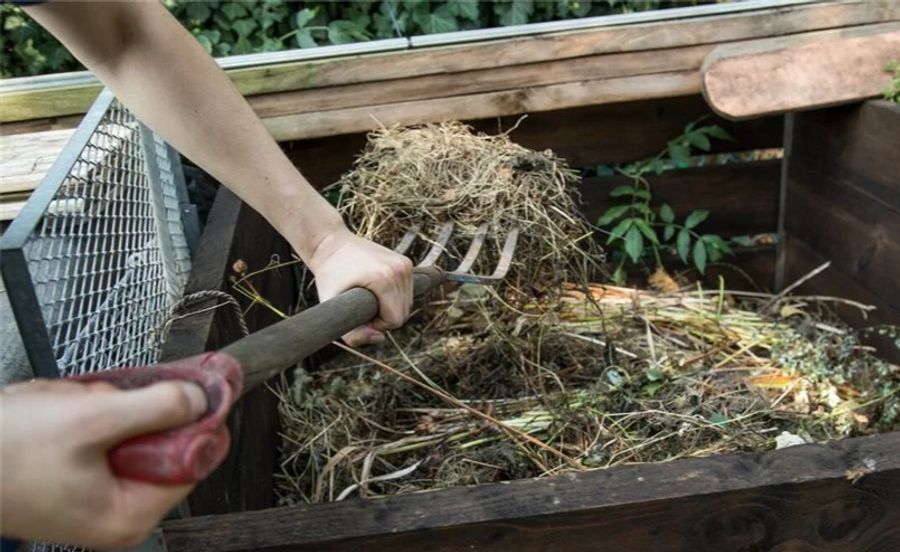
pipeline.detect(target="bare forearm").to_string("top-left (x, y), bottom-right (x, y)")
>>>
top-left (25, 1), bottom-right (343, 261)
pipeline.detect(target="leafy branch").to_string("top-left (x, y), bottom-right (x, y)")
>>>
top-left (596, 120), bottom-right (734, 284)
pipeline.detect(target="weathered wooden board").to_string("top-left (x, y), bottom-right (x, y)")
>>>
top-left (160, 187), bottom-right (295, 516)
top-left (2, 0), bottom-right (896, 130)
top-left (284, 96), bottom-right (784, 190)
top-left (702, 23), bottom-right (900, 119)
top-left (263, 70), bottom-right (701, 142)
top-left (161, 432), bottom-right (900, 551)
top-left (780, 100), bottom-right (900, 360)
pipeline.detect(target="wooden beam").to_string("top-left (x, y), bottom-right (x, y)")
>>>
top-left (161, 432), bottom-right (900, 551)
top-left (1, 0), bottom-right (896, 126)
top-left (263, 71), bottom-right (701, 141)
top-left (702, 23), bottom-right (900, 119)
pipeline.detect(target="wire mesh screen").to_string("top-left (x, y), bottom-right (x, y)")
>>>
top-left (1, 90), bottom-right (194, 381)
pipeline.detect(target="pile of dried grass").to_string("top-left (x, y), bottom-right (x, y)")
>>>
top-left (274, 284), bottom-right (898, 503)
top-left (329, 122), bottom-right (603, 297)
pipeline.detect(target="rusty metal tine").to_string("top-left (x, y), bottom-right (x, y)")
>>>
top-left (416, 222), bottom-right (454, 267)
top-left (452, 223), bottom-right (488, 274)
top-left (394, 225), bottom-right (420, 256)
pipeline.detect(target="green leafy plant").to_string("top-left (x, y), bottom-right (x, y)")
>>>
top-left (884, 60), bottom-right (900, 104)
top-left (1, 1), bottom-right (710, 78)
top-left (596, 120), bottom-right (734, 284)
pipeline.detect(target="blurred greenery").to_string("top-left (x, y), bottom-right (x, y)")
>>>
top-left (1, 1), bottom-right (709, 79)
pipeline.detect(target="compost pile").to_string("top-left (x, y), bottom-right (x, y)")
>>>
top-left (272, 123), bottom-right (899, 505)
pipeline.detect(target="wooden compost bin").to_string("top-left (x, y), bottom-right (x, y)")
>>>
top-left (2, 1), bottom-right (898, 550)
top-left (155, 99), bottom-right (900, 552)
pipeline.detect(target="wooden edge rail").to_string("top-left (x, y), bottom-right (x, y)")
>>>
top-left (161, 432), bottom-right (900, 551)
top-left (1, 0), bottom-right (897, 127)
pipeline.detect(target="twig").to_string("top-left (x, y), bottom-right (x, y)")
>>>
top-left (763, 261), bottom-right (831, 311)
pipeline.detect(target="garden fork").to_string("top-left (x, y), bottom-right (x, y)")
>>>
top-left (71, 224), bottom-right (519, 484)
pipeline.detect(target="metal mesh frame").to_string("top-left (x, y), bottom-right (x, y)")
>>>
top-left (0, 89), bottom-right (194, 379)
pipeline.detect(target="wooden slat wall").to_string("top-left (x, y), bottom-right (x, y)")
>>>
top-left (1, 0), bottom-right (897, 136)
top-left (781, 100), bottom-right (900, 359)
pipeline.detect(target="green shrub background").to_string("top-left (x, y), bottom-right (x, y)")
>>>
top-left (1, 1), bottom-right (705, 78)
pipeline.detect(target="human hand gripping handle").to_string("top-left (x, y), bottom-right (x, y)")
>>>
top-left (69, 267), bottom-right (442, 486)
top-left (0, 378), bottom-right (211, 549)
top-left (68, 352), bottom-right (243, 484)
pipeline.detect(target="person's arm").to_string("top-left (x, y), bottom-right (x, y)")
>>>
top-left (0, 379), bottom-right (207, 549)
top-left (23, 1), bottom-right (412, 344)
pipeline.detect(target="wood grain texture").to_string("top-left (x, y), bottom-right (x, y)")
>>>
top-left (782, 101), bottom-right (900, 309)
top-left (0, 128), bottom-right (74, 195)
top-left (160, 187), bottom-right (295, 516)
top-left (162, 432), bottom-right (900, 551)
top-left (783, 237), bottom-right (900, 362)
top-left (702, 23), bottom-right (900, 119)
top-left (2, 0), bottom-right (896, 128)
top-left (781, 100), bottom-right (900, 361)
top-left (282, 96), bottom-right (784, 190)
top-left (263, 70), bottom-right (702, 142)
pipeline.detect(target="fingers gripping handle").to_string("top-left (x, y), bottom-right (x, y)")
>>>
top-left (69, 352), bottom-right (243, 484)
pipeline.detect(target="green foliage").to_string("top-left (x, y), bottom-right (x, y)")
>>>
top-left (1, 0), bottom-right (709, 78)
top-left (0, 5), bottom-right (80, 77)
top-left (596, 120), bottom-right (737, 284)
top-left (884, 60), bottom-right (900, 104)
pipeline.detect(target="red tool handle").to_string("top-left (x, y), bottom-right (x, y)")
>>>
top-left (69, 352), bottom-right (243, 484)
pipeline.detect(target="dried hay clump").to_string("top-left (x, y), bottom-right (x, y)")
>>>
top-left (330, 122), bottom-right (603, 296)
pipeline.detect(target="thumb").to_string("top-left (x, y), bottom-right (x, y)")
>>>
top-left (91, 381), bottom-right (208, 445)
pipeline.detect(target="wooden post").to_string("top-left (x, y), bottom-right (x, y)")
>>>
top-left (160, 187), bottom-right (296, 515)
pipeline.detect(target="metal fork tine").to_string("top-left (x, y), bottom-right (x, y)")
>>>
top-left (489, 227), bottom-right (519, 280)
top-left (444, 227), bottom-right (519, 284)
top-left (417, 222), bottom-right (454, 267)
top-left (394, 225), bottom-right (420, 255)
top-left (452, 223), bottom-right (488, 274)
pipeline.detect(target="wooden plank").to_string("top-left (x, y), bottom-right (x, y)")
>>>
top-left (581, 160), bottom-right (781, 236)
top-left (263, 71), bottom-right (701, 142)
top-left (784, 162), bottom-right (900, 313)
top-left (781, 100), bottom-right (900, 361)
top-left (160, 187), bottom-right (295, 516)
top-left (702, 24), bottom-right (900, 119)
top-left (283, 97), bottom-right (783, 191)
top-left (0, 201), bottom-right (25, 222)
top-left (2, 0), bottom-right (896, 126)
top-left (161, 432), bottom-right (900, 551)
top-left (784, 237), bottom-right (900, 362)
top-left (781, 101), bottom-right (900, 313)
top-left (785, 100), bottom-right (900, 210)
top-left (247, 42), bottom-right (715, 120)
top-left (0, 128), bottom-right (74, 195)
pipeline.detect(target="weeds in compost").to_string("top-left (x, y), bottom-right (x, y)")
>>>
top-left (264, 123), bottom-right (898, 505)
top-left (272, 282), bottom-right (898, 504)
